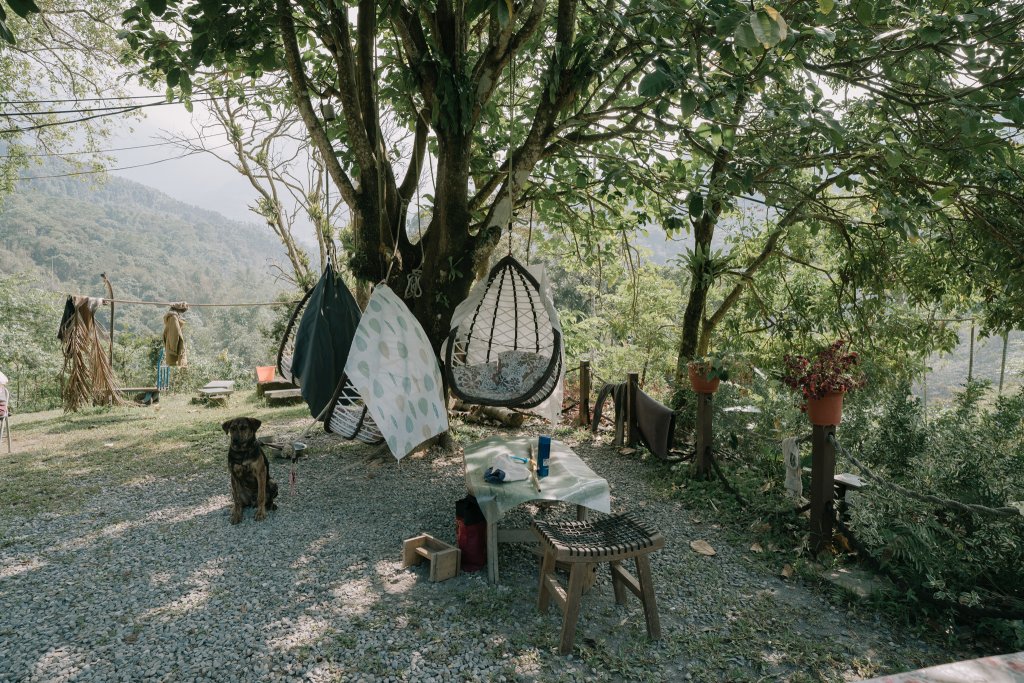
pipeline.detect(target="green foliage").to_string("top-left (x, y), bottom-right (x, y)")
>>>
top-left (847, 384), bottom-right (1024, 624)
top-left (0, 169), bottom-right (293, 412)
top-left (0, 274), bottom-right (62, 411)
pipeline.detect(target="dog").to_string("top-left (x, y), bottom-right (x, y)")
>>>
top-left (222, 417), bottom-right (279, 524)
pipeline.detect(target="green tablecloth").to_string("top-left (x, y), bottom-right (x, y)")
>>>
top-left (463, 435), bottom-right (611, 522)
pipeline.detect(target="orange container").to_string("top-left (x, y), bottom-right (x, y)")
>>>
top-left (256, 366), bottom-right (276, 383)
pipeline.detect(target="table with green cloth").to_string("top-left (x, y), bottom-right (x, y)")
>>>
top-left (463, 435), bottom-right (611, 584)
top-left (858, 651), bottom-right (1024, 682)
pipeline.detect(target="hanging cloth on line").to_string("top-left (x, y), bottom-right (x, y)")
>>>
top-left (162, 302), bottom-right (189, 367)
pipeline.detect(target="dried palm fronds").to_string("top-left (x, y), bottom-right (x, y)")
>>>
top-left (60, 296), bottom-right (124, 412)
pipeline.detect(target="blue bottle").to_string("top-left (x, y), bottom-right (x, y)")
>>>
top-left (537, 435), bottom-right (551, 477)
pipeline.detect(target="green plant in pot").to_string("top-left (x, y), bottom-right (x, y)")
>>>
top-left (688, 354), bottom-right (730, 394)
top-left (781, 339), bottom-right (866, 425)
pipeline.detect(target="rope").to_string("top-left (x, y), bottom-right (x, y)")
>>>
top-left (405, 152), bottom-right (426, 299)
top-left (100, 297), bottom-right (298, 307)
top-left (506, 47), bottom-right (515, 256)
top-left (828, 434), bottom-right (1022, 519)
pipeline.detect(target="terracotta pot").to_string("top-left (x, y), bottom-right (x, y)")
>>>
top-left (806, 391), bottom-right (845, 426)
top-left (256, 366), bottom-right (276, 383)
top-left (688, 364), bottom-right (720, 394)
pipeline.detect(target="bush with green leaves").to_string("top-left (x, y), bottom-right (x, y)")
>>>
top-left (846, 383), bottom-right (1024, 626)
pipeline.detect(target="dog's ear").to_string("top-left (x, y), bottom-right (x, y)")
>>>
top-left (222, 419), bottom-right (233, 434)
top-left (246, 417), bottom-right (262, 432)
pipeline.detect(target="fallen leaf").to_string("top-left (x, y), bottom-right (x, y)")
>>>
top-left (759, 481), bottom-right (772, 493)
top-left (780, 564), bottom-right (794, 579)
top-left (619, 448), bottom-right (637, 456)
top-left (690, 540), bottom-right (716, 556)
top-left (750, 543), bottom-right (764, 553)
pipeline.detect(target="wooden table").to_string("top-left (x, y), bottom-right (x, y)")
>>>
top-left (463, 435), bottom-right (611, 584)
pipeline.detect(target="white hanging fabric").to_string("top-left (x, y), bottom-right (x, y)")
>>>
top-left (344, 285), bottom-right (449, 460)
top-left (782, 436), bottom-right (803, 499)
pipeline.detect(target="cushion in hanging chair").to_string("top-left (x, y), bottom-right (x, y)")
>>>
top-left (444, 255), bottom-right (564, 414)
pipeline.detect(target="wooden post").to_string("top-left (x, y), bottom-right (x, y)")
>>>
top-left (626, 372), bottom-right (639, 447)
top-left (578, 361), bottom-right (591, 428)
top-left (998, 331), bottom-right (1009, 395)
top-left (100, 273), bottom-right (114, 368)
top-left (693, 391), bottom-right (713, 480)
top-left (810, 424), bottom-right (837, 554)
top-left (967, 323), bottom-right (975, 383)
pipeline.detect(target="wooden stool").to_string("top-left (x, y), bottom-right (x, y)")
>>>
top-left (533, 512), bottom-right (664, 654)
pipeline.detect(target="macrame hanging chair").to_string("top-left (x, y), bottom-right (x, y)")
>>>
top-left (444, 254), bottom-right (563, 410)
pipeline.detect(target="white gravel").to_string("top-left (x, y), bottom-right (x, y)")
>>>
top-left (0, 422), bottom-right (953, 682)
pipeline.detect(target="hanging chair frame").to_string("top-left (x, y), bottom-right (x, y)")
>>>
top-left (275, 285), bottom-right (315, 385)
top-left (323, 372), bottom-right (384, 444)
top-left (445, 255), bottom-right (562, 409)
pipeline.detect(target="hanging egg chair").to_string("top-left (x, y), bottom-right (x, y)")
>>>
top-left (444, 255), bottom-right (563, 410)
top-left (276, 287), bottom-right (313, 385)
top-left (324, 374), bottom-right (384, 444)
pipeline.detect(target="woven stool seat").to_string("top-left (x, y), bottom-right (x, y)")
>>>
top-left (533, 513), bottom-right (664, 562)
top-left (532, 512), bottom-right (664, 654)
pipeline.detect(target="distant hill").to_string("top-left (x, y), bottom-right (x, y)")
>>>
top-left (0, 166), bottom-right (294, 371)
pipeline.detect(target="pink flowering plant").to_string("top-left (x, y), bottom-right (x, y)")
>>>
top-left (781, 340), bottom-right (866, 406)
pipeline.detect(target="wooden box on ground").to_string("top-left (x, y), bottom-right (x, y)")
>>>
top-left (402, 534), bottom-right (461, 582)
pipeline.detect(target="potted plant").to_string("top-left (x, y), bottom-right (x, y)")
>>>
top-left (688, 354), bottom-right (730, 394)
top-left (781, 340), bottom-right (866, 425)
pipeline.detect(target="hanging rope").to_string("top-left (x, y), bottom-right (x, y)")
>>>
top-left (829, 433), bottom-right (1022, 518)
top-left (526, 203), bottom-right (534, 265)
top-left (506, 46), bottom-right (516, 256)
top-left (405, 150), bottom-right (426, 299)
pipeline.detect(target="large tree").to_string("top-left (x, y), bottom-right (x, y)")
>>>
top-left (626, 0), bottom-right (1024, 396)
top-left (123, 0), bottom-right (662, 346)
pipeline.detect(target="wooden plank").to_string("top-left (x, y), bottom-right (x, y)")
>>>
top-left (199, 387), bottom-right (233, 396)
top-left (265, 389), bottom-right (302, 399)
top-left (203, 380), bottom-right (235, 390)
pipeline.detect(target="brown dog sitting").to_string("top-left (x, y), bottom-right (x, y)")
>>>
top-left (222, 417), bottom-right (278, 524)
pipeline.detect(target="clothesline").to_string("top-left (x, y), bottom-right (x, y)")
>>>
top-left (54, 291), bottom-right (299, 308)
top-left (101, 297), bottom-right (300, 308)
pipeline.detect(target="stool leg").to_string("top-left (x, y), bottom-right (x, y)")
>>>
top-left (634, 554), bottom-right (660, 640)
top-left (610, 560), bottom-right (627, 605)
top-left (537, 548), bottom-right (556, 613)
top-left (559, 563), bottom-right (588, 655)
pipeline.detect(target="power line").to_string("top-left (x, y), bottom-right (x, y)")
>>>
top-left (0, 136), bottom-right (220, 159)
top-left (2, 97), bottom-right (234, 117)
top-left (1, 93), bottom-right (172, 105)
top-left (0, 95), bottom-right (264, 135)
top-left (19, 143), bottom-right (234, 180)
top-left (0, 88), bottom-right (265, 106)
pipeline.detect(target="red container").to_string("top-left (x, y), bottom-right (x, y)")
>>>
top-left (688, 364), bottom-right (720, 394)
top-left (806, 391), bottom-right (845, 426)
top-left (256, 366), bottom-right (276, 383)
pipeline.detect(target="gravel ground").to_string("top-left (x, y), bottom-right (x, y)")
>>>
top-left (0, 415), bottom-right (956, 682)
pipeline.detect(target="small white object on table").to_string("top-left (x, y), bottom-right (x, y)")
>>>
top-left (463, 435), bottom-right (611, 584)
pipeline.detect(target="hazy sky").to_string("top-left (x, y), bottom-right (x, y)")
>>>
top-left (106, 91), bottom-right (262, 226)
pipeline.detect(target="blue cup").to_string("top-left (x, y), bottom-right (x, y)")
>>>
top-left (537, 435), bottom-right (551, 477)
